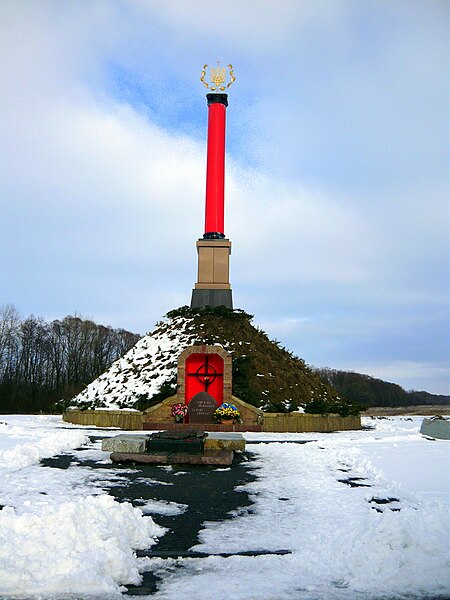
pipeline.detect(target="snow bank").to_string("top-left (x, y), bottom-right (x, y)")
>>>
top-left (0, 494), bottom-right (165, 596)
top-left (0, 416), bottom-right (167, 597)
top-left (0, 429), bottom-right (88, 470)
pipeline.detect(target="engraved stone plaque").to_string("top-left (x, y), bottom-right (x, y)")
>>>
top-left (188, 392), bottom-right (217, 423)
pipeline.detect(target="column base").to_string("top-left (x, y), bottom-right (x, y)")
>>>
top-left (203, 232), bottom-right (225, 240)
top-left (191, 289), bottom-right (233, 310)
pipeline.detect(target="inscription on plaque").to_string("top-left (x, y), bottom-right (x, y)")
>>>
top-left (188, 392), bottom-right (217, 423)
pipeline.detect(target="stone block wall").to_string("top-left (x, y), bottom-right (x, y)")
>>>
top-left (63, 409), bottom-right (143, 430)
top-left (231, 396), bottom-right (263, 425)
top-left (63, 406), bottom-right (361, 433)
top-left (262, 413), bottom-right (361, 433)
top-left (143, 395), bottom-right (178, 424)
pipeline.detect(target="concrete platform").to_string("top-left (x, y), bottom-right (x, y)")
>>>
top-left (110, 449), bottom-right (234, 466)
top-left (101, 435), bottom-right (149, 453)
top-left (104, 431), bottom-right (243, 466)
top-left (204, 432), bottom-right (245, 452)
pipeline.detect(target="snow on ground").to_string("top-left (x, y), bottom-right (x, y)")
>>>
top-left (0, 416), bottom-right (88, 470)
top-left (0, 495), bottom-right (163, 597)
top-left (0, 415), bottom-right (165, 597)
top-left (0, 414), bottom-right (448, 599)
top-left (148, 417), bottom-right (450, 600)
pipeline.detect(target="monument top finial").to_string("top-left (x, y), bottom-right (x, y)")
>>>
top-left (200, 63), bottom-right (235, 92)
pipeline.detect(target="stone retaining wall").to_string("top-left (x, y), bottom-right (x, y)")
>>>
top-left (63, 408), bottom-right (360, 432)
top-left (62, 409), bottom-right (143, 430)
top-left (262, 413), bottom-right (361, 433)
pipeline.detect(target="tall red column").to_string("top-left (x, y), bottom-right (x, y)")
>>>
top-left (191, 92), bottom-right (232, 310)
top-left (204, 94), bottom-right (228, 239)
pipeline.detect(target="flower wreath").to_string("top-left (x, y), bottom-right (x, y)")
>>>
top-left (213, 403), bottom-right (241, 423)
top-left (171, 403), bottom-right (188, 418)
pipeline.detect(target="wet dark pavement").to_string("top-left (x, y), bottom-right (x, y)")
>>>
top-left (41, 436), bottom-right (259, 595)
top-left (39, 436), bottom-right (450, 600)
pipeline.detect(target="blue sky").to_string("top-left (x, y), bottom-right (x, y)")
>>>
top-left (1, 0), bottom-right (448, 394)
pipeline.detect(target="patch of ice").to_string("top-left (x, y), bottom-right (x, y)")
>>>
top-left (139, 499), bottom-right (187, 516)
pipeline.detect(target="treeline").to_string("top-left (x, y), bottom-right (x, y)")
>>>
top-left (0, 305), bottom-right (141, 413)
top-left (315, 368), bottom-right (449, 408)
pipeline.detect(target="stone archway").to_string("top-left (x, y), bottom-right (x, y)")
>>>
top-left (177, 345), bottom-right (232, 407)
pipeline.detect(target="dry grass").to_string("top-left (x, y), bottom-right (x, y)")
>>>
top-left (363, 405), bottom-right (449, 416)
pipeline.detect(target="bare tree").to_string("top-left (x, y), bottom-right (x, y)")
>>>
top-left (0, 306), bottom-right (141, 413)
top-left (0, 304), bottom-right (21, 383)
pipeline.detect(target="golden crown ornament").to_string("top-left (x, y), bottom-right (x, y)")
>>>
top-left (200, 62), bottom-right (236, 91)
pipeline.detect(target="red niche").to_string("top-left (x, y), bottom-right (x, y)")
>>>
top-left (204, 101), bottom-right (226, 235)
top-left (185, 353), bottom-right (224, 407)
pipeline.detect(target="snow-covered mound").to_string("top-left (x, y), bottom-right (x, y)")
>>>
top-left (66, 307), bottom-right (353, 414)
top-left (68, 315), bottom-right (198, 411)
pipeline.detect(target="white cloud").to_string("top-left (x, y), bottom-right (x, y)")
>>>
top-left (0, 1), bottom-right (448, 393)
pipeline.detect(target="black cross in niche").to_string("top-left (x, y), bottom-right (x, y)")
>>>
top-left (188, 355), bottom-right (223, 392)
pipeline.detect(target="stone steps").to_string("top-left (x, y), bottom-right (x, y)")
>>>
top-left (110, 449), bottom-right (234, 466)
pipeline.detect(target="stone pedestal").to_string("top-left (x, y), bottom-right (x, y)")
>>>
top-left (101, 435), bottom-right (149, 453)
top-left (191, 239), bottom-right (233, 309)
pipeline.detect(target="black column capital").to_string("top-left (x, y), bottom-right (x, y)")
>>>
top-left (206, 93), bottom-right (228, 107)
